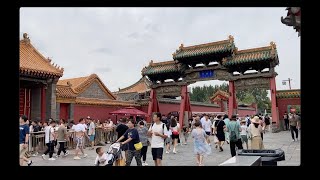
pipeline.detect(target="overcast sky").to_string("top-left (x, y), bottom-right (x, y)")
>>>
top-left (20, 8), bottom-right (300, 92)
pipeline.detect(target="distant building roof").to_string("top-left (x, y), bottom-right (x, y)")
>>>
top-left (276, 89), bottom-right (300, 99)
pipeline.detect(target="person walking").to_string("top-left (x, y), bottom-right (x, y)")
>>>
top-left (72, 118), bottom-right (88, 160)
top-left (56, 119), bottom-right (69, 158)
top-left (42, 120), bottom-right (57, 160)
top-left (223, 114), bottom-right (230, 144)
top-left (248, 116), bottom-right (264, 149)
top-left (289, 112), bottom-right (299, 141)
top-left (240, 119), bottom-right (249, 149)
top-left (30, 120), bottom-right (41, 157)
top-left (245, 115), bottom-right (251, 127)
top-left (191, 121), bottom-right (211, 166)
top-left (213, 115), bottom-right (226, 152)
top-left (148, 112), bottom-right (168, 166)
top-left (226, 115), bottom-right (243, 157)
top-left (116, 118), bottom-right (129, 159)
top-left (20, 115), bottom-right (33, 166)
top-left (170, 117), bottom-right (181, 154)
top-left (88, 118), bottom-right (96, 150)
top-left (137, 121), bottom-right (149, 166)
top-left (283, 112), bottom-right (289, 131)
top-left (201, 114), bottom-right (212, 145)
top-left (116, 119), bottom-right (142, 166)
top-left (264, 114), bottom-right (271, 132)
top-left (182, 119), bottom-right (191, 145)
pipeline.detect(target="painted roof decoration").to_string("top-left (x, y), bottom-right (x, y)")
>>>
top-left (141, 60), bottom-right (187, 76)
top-left (117, 76), bottom-right (151, 94)
top-left (57, 74), bottom-right (116, 100)
top-left (210, 90), bottom-right (229, 102)
top-left (276, 89), bottom-right (300, 98)
top-left (56, 84), bottom-right (77, 99)
top-left (173, 35), bottom-right (236, 60)
top-left (222, 42), bottom-right (279, 66)
top-left (20, 33), bottom-right (64, 77)
top-left (57, 74), bottom-right (139, 107)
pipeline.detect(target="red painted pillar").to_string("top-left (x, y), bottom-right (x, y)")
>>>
top-left (179, 85), bottom-right (187, 127)
top-left (228, 81), bottom-right (235, 117)
top-left (41, 86), bottom-right (46, 123)
top-left (147, 89), bottom-right (159, 123)
top-left (270, 77), bottom-right (279, 127)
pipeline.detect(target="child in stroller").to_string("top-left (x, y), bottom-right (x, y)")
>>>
top-left (94, 142), bottom-right (122, 166)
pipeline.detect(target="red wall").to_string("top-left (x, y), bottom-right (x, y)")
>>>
top-left (142, 103), bottom-right (223, 116)
top-left (238, 108), bottom-right (257, 117)
top-left (74, 105), bottom-right (130, 124)
top-left (277, 98), bottom-right (301, 121)
top-left (60, 103), bottom-right (69, 120)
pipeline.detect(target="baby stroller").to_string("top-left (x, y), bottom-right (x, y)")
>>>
top-left (106, 142), bottom-right (122, 166)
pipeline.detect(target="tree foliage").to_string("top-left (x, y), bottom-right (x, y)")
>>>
top-left (189, 84), bottom-right (271, 112)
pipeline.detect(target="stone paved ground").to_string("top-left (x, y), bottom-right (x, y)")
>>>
top-left (30, 130), bottom-right (300, 166)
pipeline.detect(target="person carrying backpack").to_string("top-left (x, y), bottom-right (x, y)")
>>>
top-left (226, 115), bottom-right (243, 157)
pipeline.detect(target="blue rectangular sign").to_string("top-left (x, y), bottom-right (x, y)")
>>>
top-left (199, 70), bottom-right (214, 78)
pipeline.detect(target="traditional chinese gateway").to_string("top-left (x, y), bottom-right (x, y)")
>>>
top-left (19, 33), bottom-right (300, 131)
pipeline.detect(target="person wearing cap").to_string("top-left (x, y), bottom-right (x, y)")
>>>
top-left (226, 115), bottom-right (243, 157)
top-left (248, 116), bottom-right (264, 149)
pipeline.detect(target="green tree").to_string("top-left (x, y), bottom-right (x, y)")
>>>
top-left (190, 84), bottom-right (271, 112)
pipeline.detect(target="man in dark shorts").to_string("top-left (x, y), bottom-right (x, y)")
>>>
top-left (116, 118), bottom-right (129, 158)
top-left (148, 112), bottom-right (168, 166)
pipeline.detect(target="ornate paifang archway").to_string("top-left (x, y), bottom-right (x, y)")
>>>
top-left (141, 36), bottom-right (279, 130)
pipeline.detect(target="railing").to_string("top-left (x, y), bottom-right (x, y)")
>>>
top-left (27, 127), bottom-right (118, 154)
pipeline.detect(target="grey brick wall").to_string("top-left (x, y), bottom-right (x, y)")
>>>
top-left (46, 81), bottom-right (57, 120)
top-left (78, 81), bottom-right (112, 99)
top-left (31, 87), bottom-right (41, 121)
top-left (56, 103), bottom-right (60, 120)
top-left (69, 103), bottom-right (74, 122)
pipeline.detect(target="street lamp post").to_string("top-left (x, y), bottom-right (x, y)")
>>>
top-left (282, 78), bottom-right (292, 90)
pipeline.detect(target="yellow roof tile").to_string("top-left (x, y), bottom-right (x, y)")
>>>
top-left (20, 33), bottom-right (63, 77)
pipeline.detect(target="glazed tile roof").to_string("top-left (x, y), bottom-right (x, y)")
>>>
top-left (117, 76), bottom-right (151, 94)
top-left (223, 42), bottom-right (278, 66)
top-left (20, 33), bottom-right (64, 77)
top-left (173, 35), bottom-right (236, 60)
top-left (141, 60), bottom-right (187, 76)
top-left (76, 98), bottom-right (140, 107)
top-left (56, 85), bottom-right (77, 99)
top-left (57, 74), bottom-right (116, 100)
top-left (210, 90), bottom-right (229, 101)
top-left (276, 89), bottom-right (300, 98)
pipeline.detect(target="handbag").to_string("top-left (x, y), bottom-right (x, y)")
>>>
top-left (134, 142), bottom-right (143, 151)
top-left (114, 152), bottom-right (126, 166)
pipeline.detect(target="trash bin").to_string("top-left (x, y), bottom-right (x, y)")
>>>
top-left (237, 149), bottom-right (285, 166)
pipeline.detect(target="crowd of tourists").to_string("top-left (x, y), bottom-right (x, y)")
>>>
top-left (20, 111), bottom-right (301, 166)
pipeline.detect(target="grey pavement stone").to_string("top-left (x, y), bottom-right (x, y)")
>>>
top-left (30, 131), bottom-right (300, 166)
